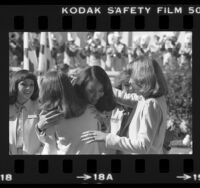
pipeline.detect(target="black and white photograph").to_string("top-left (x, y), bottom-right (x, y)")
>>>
top-left (9, 31), bottom-right (192, 155)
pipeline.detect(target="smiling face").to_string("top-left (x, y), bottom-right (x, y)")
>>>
top-left (17, 78), bottom-right (34, 104)
top-left (85, 79), bottom-right (104, 105)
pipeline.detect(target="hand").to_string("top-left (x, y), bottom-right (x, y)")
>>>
top-left (80, 130), bottom-right (108, 144)
top-left (37, 110), bottom-right (64, 131)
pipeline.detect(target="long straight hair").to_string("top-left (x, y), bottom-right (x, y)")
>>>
top-left (39, 70), bottom-right (86, 118)
top-left (130, 56), bottom-right (168, 99)
top-left (73, 66), bottom-right (116, 112)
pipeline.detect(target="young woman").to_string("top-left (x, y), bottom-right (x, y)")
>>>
top-left (9, 70), bottom-right (62, 155)
top-left (81, 57), bottom-right (168, 154)
top-left (9, 70), bottom-right (41, 154)
top-left (36, 70), bottom-right (102, 154)
top-left (73, 66), bottom-right (117, 154)
top-left (73, 66), bottom-right (116, 133)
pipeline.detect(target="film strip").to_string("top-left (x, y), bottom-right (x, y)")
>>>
top-left (1, 3), bottom-right (200, 184)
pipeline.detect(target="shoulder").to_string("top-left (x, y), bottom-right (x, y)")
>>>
top-left (143, 98), bottom-right (162, 115)
top-left (83, 105), bottom-right (101, 122)
top-left (138, 98), bottom-right (163, 125)
top-left (146, 97), bottom-right (167, 108)
top-left (65, 105), bottom-right (98, 125)
top-left (145, 98), bottom-right (159, 107)
top-left (85, 105), bottom-right (98, 117)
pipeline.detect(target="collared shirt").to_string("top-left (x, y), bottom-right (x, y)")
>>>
top-left (14, 101), bottom-right (29, 149)
top-left (9, 99), bottom-right (41, 155)
top-left (16, 106), bottom-right (24, 148)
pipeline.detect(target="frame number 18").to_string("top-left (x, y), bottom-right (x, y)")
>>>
top-left (0, 174), bottom-right (13, 182)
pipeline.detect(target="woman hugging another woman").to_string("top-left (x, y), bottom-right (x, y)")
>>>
top-left (72, 66), bottom-right (116, 154)
top-left (81, 56), bottom-right (169, 154)
top-left (36, 66), bottom-right (116, 155)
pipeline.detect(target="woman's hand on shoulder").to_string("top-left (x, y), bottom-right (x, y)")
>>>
top-left (37, 110), bottom-right (64, 131)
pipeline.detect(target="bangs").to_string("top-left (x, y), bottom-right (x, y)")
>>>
top-left (14, 70), bottom-right (37, 85)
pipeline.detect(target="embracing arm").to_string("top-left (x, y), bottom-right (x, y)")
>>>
top-left (105, 100), bottom-right (162, 154)
top-left (113, 87), bottom-right (141, 108)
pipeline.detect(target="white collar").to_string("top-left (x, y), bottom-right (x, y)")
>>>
top-left (15, 99), bottom-right (32, 112)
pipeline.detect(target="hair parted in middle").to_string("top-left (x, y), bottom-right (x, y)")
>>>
top-left (73, 66), bottom-right (116, 112)
top-left (39, 70), bottom-right (86, 118)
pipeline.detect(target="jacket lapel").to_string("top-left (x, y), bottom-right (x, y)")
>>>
top-left (117, 109), bottom-right (135, 137)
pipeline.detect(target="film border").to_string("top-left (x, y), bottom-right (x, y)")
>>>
top-left (0, 4), bottom-right (200, 184)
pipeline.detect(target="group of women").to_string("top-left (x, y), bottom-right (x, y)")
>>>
top-left (9, 55), bottom-right (168, 155)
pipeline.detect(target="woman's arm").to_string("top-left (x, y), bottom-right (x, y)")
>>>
top-left (113, 87), bottom-right (141, 108)
top-left (37, 110), bottom-right (64, 131)
top-left (81, 99), bottom-right (163, 154)
top-left (105, 99), bottom-right (163, 154)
